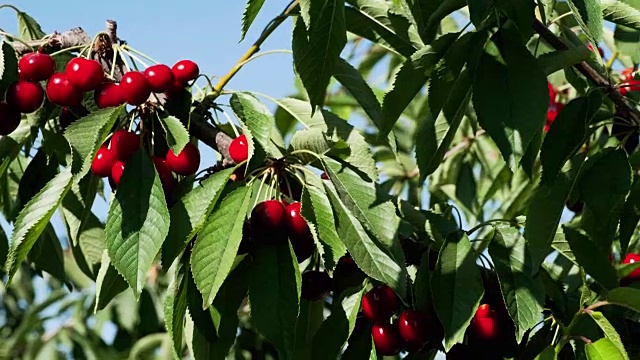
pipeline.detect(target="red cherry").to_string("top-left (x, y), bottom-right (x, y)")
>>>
top-left (320, 172), bottom-right (329, 180)
top-left (0, 102), bottom-right (21, 135)
top-left (152, 156), bottom-right (175, 199)
top-left (110, 130), bottom-right (140, 162)
top-left (229, 134), bottom-right (249, 163)
top-left (250, 200), bottom-right (287, 241)
top-left (120, 71), bottom-right (151, 106)
top-left (371, 323), bottom-right (401, 356)
top-left (621, 79), bottom-right (640, 96)
top-left (18, 52), bottom-right (55, 82)
top-left (301, 271), bottom-right (332, 301)
top-left (362, 285), bottom-right (398, 323)
top-left (623, 253), bottom-right (640, 282)
top-left (171, 60), bottom-right (199, 84)
top-left (144, 64), bottom-right (175, 93)
top-left (166, 142), bottom-right (200, 176)
top-left (285, 202), bottom-right (314, 262)
top-left (111, 160), bottom-right (126, 187)
top-left (622, 67), bottom-right (635, 82)
top-left (548, 82), bottom-right (556, 104)
top-left (66, 57), bottom-right (104, 91)
top-left (60, 106), bottom-right (88, 129)
top-left (397, 310), bottom-right (439, 352)
top-left (6, 81), bottom-right (44, 113)
top-left (91, 144), bottom-right (116, 178)
top-left (46, 72), bottom-right (83, 107)
top-left (165, 79), bottom-right (187, 96)
top-left (468, 304), bottom-right (500, 341)
top-left (94, 82), bottom-right (124, 108)
top-left (587, 43), bottom-right (605, 57)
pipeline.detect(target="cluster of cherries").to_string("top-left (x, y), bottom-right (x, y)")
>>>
top-left (90, 129), bottom-right (201, 198)
top-left (361, 285), bottom-right (442, 356)
top-left (619, 67), bottom-right (640, 96)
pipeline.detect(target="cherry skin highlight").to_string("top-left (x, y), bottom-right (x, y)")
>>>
top-left (371, 323), bottom-right (401, 356)
top-left (91, 145), bottom-right (116, 178)
top-left (144, 64), bottom-right (175, 93)
top-left (66, 57), bottom-right (104, 91)
top-left (172, 60), bottom-right (199, 84)
top-left (46, 72), bottom-right (83, 107)
top-left (229, 134), bottom-right (249, 163)
top-left (18, 52), bottom-right (55, 82)
top-left (361, 285), bottom-right (398, 323)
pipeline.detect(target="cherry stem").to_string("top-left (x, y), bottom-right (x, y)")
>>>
top-left (466, 219), bottom-right (516, 235)
top-left (283, 172), bottom-right (295, 202)
top-left (254, 171), bottom-right (269, 208)
top-left (220, 109), bottom-right (240, 138)
top-left (109, 45), bottom-right (120, 79)
top-left (121, 45), bottom-right (159, 65)
top-left (235, 49), bottom-right (293, 68)
top-left (120, 47), bottom-right (149, 68)
top-left (0, 29), bottom-right (32, 48)
top-left (287, 149), bottom-right (325, 164)
top-left (49, 45), bottom-right (87, 57)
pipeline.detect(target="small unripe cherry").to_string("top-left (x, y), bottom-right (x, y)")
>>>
top-left (229, 134), bottom-right (249, 163)
top-left (0, 102), bottom-right (22, 135)
top-left (18, 52), bottom-right (55, 81)
top-left (91, 145), bottom-right (116, 178)
top-left (165, 142), bottom-right (200, 176)
top-left (6, 81), bottom-right (44, 113)
top-left (171, 60), bottom-right (199, 83)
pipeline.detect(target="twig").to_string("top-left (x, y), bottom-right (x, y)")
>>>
top-left (532, 19), bottom-right (640, 127)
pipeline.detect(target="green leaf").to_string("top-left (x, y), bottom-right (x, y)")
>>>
top-left (0, 224), bottom-right (7, 273)
top-left (17, 11), bottom-right (46, 40)
top-left (535, 346), bottom-right (558, 360)
top-left (276, 98), bottom-right (377, 177)
top-left (292, 0), bottom-right (347, 109)
top-left (423, 0), bottom-right (467, 44)
top-left (619, 177), bottom-right (640, 255)
top-left (379, 32), bottom-right (459, 136)
top-left (567, 0), bottom-right (604, 43)
top-left (603, 0), bottom-right (640, 30)
top-left (301, 174), bottom-right (346, 270)
top-left (344, 0), bottom-right (417, 57)
top-left (401, 0), bottom-right (440, 42)
top-left (191, 185), bottom-right (252, 308)
top-left (563, 226), bottom-right (619, 289)
top-left (158, 115), bottom-right (190, 155)
top-left (495, 0), bottom-right (535, 36)
top-left (0, 122), bottom-right (33, 179)
top-left (64, 106), bottom-right (123, 177)
top-left (240, 0), bottom-right (266, 41)
top-left (163, 166), bottom-right (236, 269)
top-left (248, 241), bottom-right (301, 360)
top-left (324, 181), bottom-right (406, 296)
top-left (290, 128), bottom-right (335, 162)
top-left (311, 286), bottom-right (365, 359)
top-left (28, 223), bottom-right (67, 284)
top-left (325, 159), bottom-right (407, 278)
top-left (585, 338), bottom-right (626, 360)
top-left (164, 255), bottom-right (189, 359)
top-left (579, 149), bottom-right (632, 225)
top-left (0, 40), bottom-right (19, 99)
top-left (541, 91), bottom-right (603, 184)
top-left (472, 28), bottom-right (549, 169)
top-left (104, 149), bottom-right (170, 298)
top-left (94, 251), bottom-right (128, 312)
top-left (230, 92), bottom-right (282, 157)
top-left (431, 231), bottom-right (484, 351)
top-left (414, 252), bottom-right (434, 312)
top-left (538, 47), bottom-right (593, 75)
top-left (525, 154), bottom-right (584, 267)
top-left (333, 57), bottom-right (382, 126)
top-left (588, 311), bottom-right (629, 360)
top-left (606, 287), bottom-right (640, 312)
top-left (5, 169), bottom-right (73, 283)
top-left (488, 225), bottom-right (545, 343)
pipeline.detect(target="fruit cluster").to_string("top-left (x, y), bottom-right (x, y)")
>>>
top-left (620, 67), bottom-right (640, 96)
top-left (91, 129), bottom-right (201, 200)
top-left (360, 284), bottom-right (443, 356)
top-left (544, 82), bottom-right (564, 133)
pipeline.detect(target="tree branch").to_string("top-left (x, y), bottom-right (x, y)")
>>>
top-left (532, 19), bottom-right (640, 127)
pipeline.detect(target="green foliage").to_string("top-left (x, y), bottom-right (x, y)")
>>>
top-left (4, 1), bottom-right (640, 359)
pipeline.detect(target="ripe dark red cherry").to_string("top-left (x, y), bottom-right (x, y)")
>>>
top-left (362, 285), bottom-right (398, 323)
top-left (468, 304), bottom-right (500, 341)
top-left (229, 134), bottom-right (249, 163)
top-left (320, 172), bottom-right (329, 180)
top-left (301, 271), bottom-right (332, 301)
top-left (171, 60), bottom-right (199, 84)
top-left (397, 310), bottom-right (439, 352)
top-left (46, 72), bottom-right (83, 107)
top-left (111, 160), bottom-right (126, 187)
top-left (0, 102), bottom-right (21, 135)
top-left (566, 200), bottom-right (584, 214)
top-left (60, 106), bottom-right (88, 129)
top-left (152, 156), bottom-right (175, 198)
top-left (144, 64), bottom-right (175, 93)
top-left (623, 253), bottom-right (640, 282)
top-left (250, 200), bottom-right (287, 240)
top-left (66, 57), bottom-right (104, 91)
top-left (18, 52), bottom-right (55, 81)
top-left (165, 79), bottom-right (187, 96)
top-left (94, 82), bottom-right (124, 108)
top-left (371, 323), bottom-right (401, 356)
top-left (110, 130), bottom-right (140, 162)
top-left (285, 202), bottom-right (314, 262)
top-left (166, 142), bottom-right (200, 176)
top-left (7, 81), bottom-right (44, 113)
top-left (120, 71), bottom-right (152, 106)
top-left (91, 145), bottom-right (116, 178)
